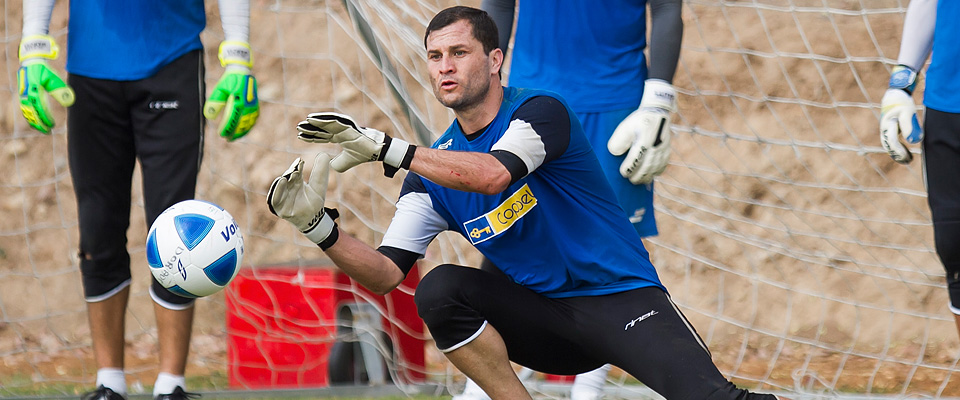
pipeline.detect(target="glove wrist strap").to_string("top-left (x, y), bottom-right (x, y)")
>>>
top-left (218, 41), bottom-right (253, 69)
top-left (19, 35), bottom-right (59, 62)
top-left (303, 207), bottom-right (339, 245)
top-left (318, 226), bottom-right (340, 251)
top-left (889, 64), bottom-right (918, 95)
top-left (640, 79), bottom-right (677, 112)
top-left (380, 136), bottom-right (416, 178)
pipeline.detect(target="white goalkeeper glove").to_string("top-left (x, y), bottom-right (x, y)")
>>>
top-left (267, 153), bottom-right (340, 249)
top-left (607, 79), bottom-right (676, 185)
top-left (296, 112), bottom-right (416, 177)
top-left (879, 65), bottom-right (922, 164)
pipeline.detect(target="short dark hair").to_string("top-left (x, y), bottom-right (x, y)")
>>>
top-left (423, 6), bottom-right (499, 55)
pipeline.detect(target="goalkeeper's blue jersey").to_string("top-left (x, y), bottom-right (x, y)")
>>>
top-left (508, 0), bottom-right (648, 113)
top-left (925, 1), bottom-right (960, 113)
top-left (66, 0), bottom-right (205, 81)
top-left (384, 87), bottom-right (664, 298)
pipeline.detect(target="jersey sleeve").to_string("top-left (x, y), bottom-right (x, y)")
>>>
top-left (490, 95), bottom-right (571, 182)
top-left (379, 173), bottom-right (449, 256)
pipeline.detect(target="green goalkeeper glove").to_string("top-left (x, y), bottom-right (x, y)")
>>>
top-left (18, 35), bottom-right (75, 134)
top-left (204, 41), bottom-right (260, 141)
top-left (267, 153), bottom-right (340, 249)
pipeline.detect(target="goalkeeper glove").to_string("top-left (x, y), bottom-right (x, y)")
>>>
top-left (204, 41), bottom-right (260, 141)
top-left (879, 65), bottom-right (922, 164)
top-left (607, 79), bottom-right (676, 185)
top-left (267, 153), bottom-right (340, 249)
top-left (17, 35), bottom-right (75, 134)
top-left (296, 112), bottom-right (416, 177)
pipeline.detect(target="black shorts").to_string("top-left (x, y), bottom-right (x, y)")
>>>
top-left (415, 265), bottom-right (774, 399)
top-left (68, 50), bottom-right (205, 306)
top-left (924, 108), bottom-right (960, 225)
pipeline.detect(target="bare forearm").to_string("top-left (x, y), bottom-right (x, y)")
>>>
top-left (325, 230), bottom-right (405, 295)
top-left (408, 147), bottom-right (511, 195)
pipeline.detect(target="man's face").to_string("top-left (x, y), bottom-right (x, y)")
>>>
top-left (426, 20), bottom-right (494, 110)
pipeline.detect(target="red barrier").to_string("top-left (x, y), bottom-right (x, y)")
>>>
top-left (225, 264), bottom-right (425, 388)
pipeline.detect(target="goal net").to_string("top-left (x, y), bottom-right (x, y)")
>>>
top-left (0, 0), bottom-right (955, 398)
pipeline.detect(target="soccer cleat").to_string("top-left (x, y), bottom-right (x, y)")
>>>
top-left (154, 386), bottom-right (201, 400)
top-left (81, 385), bottom-right (125, 400)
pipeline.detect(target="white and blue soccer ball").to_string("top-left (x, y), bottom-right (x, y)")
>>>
top-left (146, 199), bottom-right (244, 298)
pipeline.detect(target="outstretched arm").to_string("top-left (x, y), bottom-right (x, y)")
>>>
top-left (324, 232), bottom-right (407, 295)
top-left (407, 148), bottom-right (512, 195)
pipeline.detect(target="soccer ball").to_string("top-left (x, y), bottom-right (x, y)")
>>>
top-left (146, 199), bottom-right (244, 298)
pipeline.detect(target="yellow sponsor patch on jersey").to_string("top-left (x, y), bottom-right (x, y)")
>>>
top-left (463, 184), bottom-right (537, 244)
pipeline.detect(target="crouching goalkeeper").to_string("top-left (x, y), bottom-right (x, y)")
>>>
top-left (269, 6), bottom-right (779, 400)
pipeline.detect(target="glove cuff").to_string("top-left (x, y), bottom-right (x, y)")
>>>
top-left (380, 136), bottom-right (416, 178)
top-left (303, 207), bottom-right (339, 246)
top-left (218, 41), bottom-right (253, 69)
top-left (640, 79), bottom-right (676, 112)
top-left (19, 35), bottom-right (59, 63)
top-left (889, 65), bottom-right (918, 95)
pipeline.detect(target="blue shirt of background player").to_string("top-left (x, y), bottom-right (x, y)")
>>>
top-left (67, 0), bottom-right (205, 81)
top-left (925, 1), bottom-right (960, 113)
top-left (508, 0), bottom-right (648, 113)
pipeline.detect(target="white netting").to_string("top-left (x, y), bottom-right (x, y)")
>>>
top-left (1, 0), bottom-right (958, 398)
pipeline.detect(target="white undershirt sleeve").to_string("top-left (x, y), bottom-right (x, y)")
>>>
top-left (897, 0), bottom-right (937, 72)
top-left (217, 0), bottom-right (251, 42)
top-left (491, 119), bottom-right (548, 176)
top-left (22, 0), bottom-right (55, 36)
top-left (380, 192), bottom-right (448, 254)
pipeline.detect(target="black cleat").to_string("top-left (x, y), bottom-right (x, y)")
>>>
top-left (154, 386), bottom-right (201, 400)
top-left (81, 385), bottom-right (125, 400)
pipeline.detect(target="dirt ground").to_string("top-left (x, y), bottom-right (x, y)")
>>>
top-left (2, 0), bottom-right (958, 398)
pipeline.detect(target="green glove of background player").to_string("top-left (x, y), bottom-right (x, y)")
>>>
top-left (17, 35), bottom-right (75, 134)
top-left (204, 41), bottom-right (260, 141)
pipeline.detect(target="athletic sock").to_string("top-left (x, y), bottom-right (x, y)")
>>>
top-left (153, 372), bottom-right (186, 397)
top-left (96, 368), bottom-right (127, 397)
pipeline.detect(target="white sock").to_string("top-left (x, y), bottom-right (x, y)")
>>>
top-left (571, 364), bottom-right (611, 400)
top-left (153, 372), bottom-right (186, 397)
top-left (96, 368), bottom-right (127, 397)
top-left (452, 377), bottom-right (491, 400)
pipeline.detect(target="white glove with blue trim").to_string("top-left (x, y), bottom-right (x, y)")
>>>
top-left (880, 65), bottom-right (922, 164)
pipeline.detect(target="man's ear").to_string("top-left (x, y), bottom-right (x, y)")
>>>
top-left (490, 47), bottom-right (504, 75)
